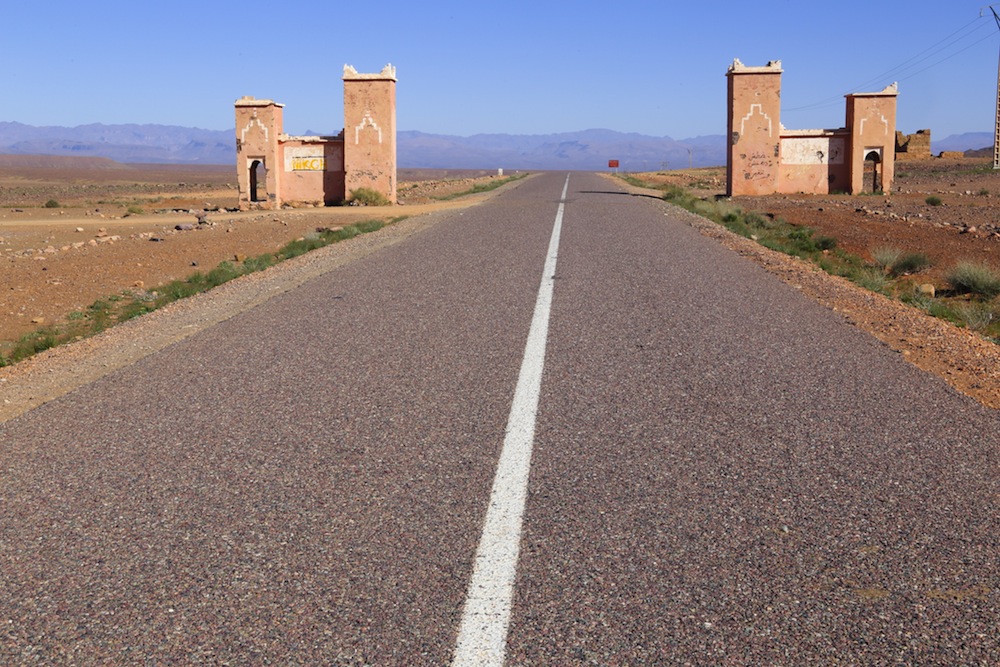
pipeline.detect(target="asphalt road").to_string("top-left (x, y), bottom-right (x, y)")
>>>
top-left (1, 172), bottom-right (997, 665)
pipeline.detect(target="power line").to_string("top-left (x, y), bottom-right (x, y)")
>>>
top-left (785, 15), bottom-right (994, 113)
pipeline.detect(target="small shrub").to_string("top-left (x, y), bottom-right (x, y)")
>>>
top-left (891, 252), bottom-right (932, 276)
top-left (947, 261), bottom-right (1000, 299)
top-left (43, 199), bottom-right (60, 208)
top-left (851, 266), bottom-right (892, 293)
top-left (205, 262), bottom-right (241, 287)
top-left (126, 205), bottom-right (144, 215)
top-left (814, 235), bottom-right (837, 251)
top-left (349, 188), bottom-right (391, 206)
top-left (872, 247), bottom-right (931, 277)
top-left (242, 254), bottom-right (276, 273)
top-left (871, 246), bottom-right (902, 273)
top-left (954, 302), bottom-right (995, 331)
top-left (925, 195), bottom-right (942, 206)
top-left (979, 188), bottom-right (990, 196)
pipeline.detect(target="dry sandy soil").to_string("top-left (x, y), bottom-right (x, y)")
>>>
top-left (4, 155), bottom-right (1000, 416)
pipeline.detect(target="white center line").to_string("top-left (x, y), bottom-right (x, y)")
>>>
top-left (452, 174), bottom-right (570, 667)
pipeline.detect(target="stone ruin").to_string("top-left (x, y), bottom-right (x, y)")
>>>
top-left (235, 64), bottom-right (397, 210)
top-left (726, 59), bottom-right (898, 196)
top-left (895, 129), bottom-right (931, 160)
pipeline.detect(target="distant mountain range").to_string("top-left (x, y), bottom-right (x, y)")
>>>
top-left (0, 121), bottom-right (993, 170)
top-left (930, 132), bottom-right (993, 154)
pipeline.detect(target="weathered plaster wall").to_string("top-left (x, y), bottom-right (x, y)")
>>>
top-left (278, 138), bottom-right (345, 206)
top-left (776, 133), bottom-right (849, 194)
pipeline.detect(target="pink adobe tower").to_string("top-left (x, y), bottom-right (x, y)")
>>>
top-left (343, 64), bottom-right (398, 204)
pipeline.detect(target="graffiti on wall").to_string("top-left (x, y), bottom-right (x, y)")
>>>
top-left (741, 150), bottom-right (775, 181)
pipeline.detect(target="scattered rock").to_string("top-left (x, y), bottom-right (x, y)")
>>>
top-left (917, 284), bottom-right (936, 298)
top-left (175, 223), bottom-right (195, 231)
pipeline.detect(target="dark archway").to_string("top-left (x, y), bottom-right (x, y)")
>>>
top-left (863, 150), bottom-right (882, 194)
top-left (249, 159), bottom-right (268, 203)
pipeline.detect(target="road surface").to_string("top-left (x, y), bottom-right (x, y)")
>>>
top-left (1, 172), bottom-right (997, 665)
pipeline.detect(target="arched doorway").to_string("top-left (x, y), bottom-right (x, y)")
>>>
top-left (249, 159), bottom-right (268, 203)
top-left (863, 149), bottom-right (882, 194)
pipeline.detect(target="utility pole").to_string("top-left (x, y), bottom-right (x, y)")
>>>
top-left (988, 5), bottom-right (1000, 169)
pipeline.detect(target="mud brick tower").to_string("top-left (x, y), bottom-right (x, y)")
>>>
top-left (234, 98), bottom-right (285, 209)
top-left (845, 88), bottom-right (898, 195)
top-left (343, 64), bottom-right (397, 205)
top-left (726, 59), bottom-right (783, 197)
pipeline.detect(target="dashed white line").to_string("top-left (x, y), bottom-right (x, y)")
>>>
top-left (452, 174), bottom-right (570, 666)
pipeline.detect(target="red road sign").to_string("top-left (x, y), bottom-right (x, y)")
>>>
top-left (608, 160), bottom-right (619, 168)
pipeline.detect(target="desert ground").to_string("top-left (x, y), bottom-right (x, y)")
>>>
top-left (4, 155), bottom-right (1000, 412)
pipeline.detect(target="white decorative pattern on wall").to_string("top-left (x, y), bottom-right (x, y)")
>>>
top-left (354, 110), bottom-right (383, 145)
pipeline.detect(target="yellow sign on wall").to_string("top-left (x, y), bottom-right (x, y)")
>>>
top-left (285, 147), bottom-right (326, 172)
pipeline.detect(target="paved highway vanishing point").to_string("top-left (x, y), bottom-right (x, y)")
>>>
top-left (1, 172), bottom-right (997, 665)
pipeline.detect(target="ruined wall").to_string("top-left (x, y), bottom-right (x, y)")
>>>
top-left (895, 129), bottom-right (931, 160)
top-left (235, 64), bottom-right (397, 210)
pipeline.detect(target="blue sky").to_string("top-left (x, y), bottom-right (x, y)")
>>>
top-left (3, 1), bottom-right (999, 140)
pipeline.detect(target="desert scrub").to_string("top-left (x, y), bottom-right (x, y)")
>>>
top-left (850, 266), bottom-right (892, 294)
top-left (871, 246), bottom-right (932, 277)
top-left (953, 301), bottom-right (995, 332)
top-left (871, 246), bottom-right (902, 273)
top-left (947, 260), bottom-right (1000, 299)
top-left (43, 199), bottom-right (60, 208)
top-left (0, 218), bottom-right (395, 367)
top-left (349, 188), bottom-right (392, 206)
top-left (891, 252), bottom-right (932, 276)
top-left (925, 195), bottom-right (943, 206)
